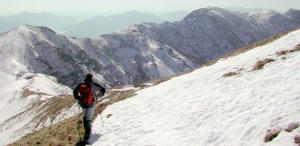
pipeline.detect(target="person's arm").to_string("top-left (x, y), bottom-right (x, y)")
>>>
top-left (73, 83), bottom-right (81, 100)
top-left (93, 81), bottom-right (106, 96)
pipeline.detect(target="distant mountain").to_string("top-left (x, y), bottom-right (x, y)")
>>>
top-left (159, 10), bottom-right (190, 22)
top-left (284, 8), bottom-right (300, 23)
top-left (62, 11), bottom-right (191, 37)
top-left (224, 7), bottom-right (280, 13)
top-left (0, 12), bottom-right (82, 35)
top-left (146, 7), bottom-right (300, 62)
top-left (57, 15), bottom-right (106, 34)
top-left (0, 7), bottom-right (299, 88)
top-left (1, 11), bottom-right (189, 37)
top-left (62, 11), bottom-right (165, 37)
top-left (7, 12), bottom-right (79, 28)
top-left (0, 19), bottom-right (23, 35)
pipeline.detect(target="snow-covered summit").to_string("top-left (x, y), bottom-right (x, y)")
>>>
top-left (284, 8), bottom-right (300, 23)
top-left (184, 6), bottom-right (240, 19)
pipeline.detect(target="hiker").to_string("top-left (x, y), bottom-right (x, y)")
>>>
top-left (73, 73), bottom-right (106, 141)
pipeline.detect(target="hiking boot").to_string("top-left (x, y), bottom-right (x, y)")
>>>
top-left (83, 133), bottom-right (90, 141)
top-left (83, 117), bottom-right (92, 140)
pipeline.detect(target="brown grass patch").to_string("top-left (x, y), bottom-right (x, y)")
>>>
top-left (264, 130), bottom-right (281, 142)
top-left (295, 136), bottom-right (300, 144)
top-left (222, 71), bottom-right (240, 77)
top-left (21, 89), bottom-right (50, 98)
top-left (9, 86), bottom-right (139, 146)
top-left (252, 58), bottom-right (275, 71)
top-left (276, 44), bottom-right (300, 56)
top-left (276, 50), bottom-right (289, 56)
top-left (107, 114), bottom-right (113, 118)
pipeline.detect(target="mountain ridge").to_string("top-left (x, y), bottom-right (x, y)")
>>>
top-left (61, 11), bottom-right (166, 37)
top-left (1, 7), bottom-right (300, 88)
top-left (9, 25), bottom-right (300, 146)
top-left (1, 7), bottom-right (300, 145)
top-left (6, 12), bottom-right (79, 28)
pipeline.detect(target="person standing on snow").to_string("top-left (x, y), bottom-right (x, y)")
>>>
top-left (73, 72), bottom-right (106, 141)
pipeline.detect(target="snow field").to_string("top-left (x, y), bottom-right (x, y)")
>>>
top-left (0, 73), bottom-right (75, 145)
top-left (90, 29), bottom-right (300, 145)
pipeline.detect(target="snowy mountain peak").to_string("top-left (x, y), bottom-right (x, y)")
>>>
top-left (286, 8), bottom-right (300, 13)
top-left (3, 24), bottom-right (59, 42)
top-left (184, 6), bottom-right (228, 19)
top-left (185, 6), bottom-right (285, 21)
top-left (15, 25), bottom-right (31, 31)
top-left (284, 9), bottom-right (300, 22)
top-left (0, 25), bottom-right (29, 38)
top-left (249, 9), bottom-right (276, 15)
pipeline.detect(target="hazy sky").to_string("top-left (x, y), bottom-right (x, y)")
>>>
top-left (0, 0), bottom-right (299, 17)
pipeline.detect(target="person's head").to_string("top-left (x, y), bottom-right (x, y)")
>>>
top-left (85, 72), bottom-right (93, 81)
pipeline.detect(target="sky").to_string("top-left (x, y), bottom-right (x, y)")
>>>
top-left (0, 0), bottom-right (299, 18)
top-left (89, 29), bottom-right (300, 145)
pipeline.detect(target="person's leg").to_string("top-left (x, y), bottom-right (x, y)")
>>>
top-left (82, 106), bottom-right (95, 140)
top-left (85, 106), bottom-right (95, 121)
top-left (82, 108), bottom-right (88, 140)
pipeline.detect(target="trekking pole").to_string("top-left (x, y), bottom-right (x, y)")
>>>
top-left (99, 112), bottom-right (105, 133)
top-left (98, 94), bottom-right (105, 128)
top-left (100, 112), bottom-right (104, 127)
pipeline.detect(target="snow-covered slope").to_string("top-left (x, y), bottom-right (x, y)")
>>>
top-left (90, 26), bottom-right (300, 145)
top-left (0, 73), bottom-right (79, 145)
top-left (0, 28), bottom-right (82, 145)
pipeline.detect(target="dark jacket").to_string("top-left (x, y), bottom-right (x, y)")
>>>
top-left (73, 79), bottom-right (106, 107)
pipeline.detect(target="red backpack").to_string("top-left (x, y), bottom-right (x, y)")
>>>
top-left (79, 82), bottom-right (94, 107)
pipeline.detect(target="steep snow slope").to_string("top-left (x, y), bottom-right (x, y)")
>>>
top-left (0, 73), bottom-right (79, 145)
top-left (90, 26), bottom-right (300, 145)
